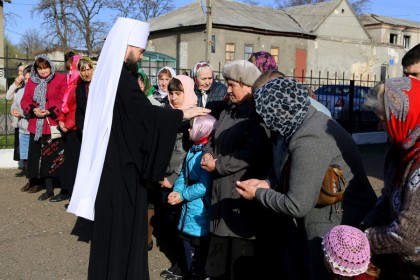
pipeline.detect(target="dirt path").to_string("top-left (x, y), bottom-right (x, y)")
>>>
top-left (0, 143), bottom-right (387, 279)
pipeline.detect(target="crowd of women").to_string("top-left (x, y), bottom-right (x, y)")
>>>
top-left (7, 46), bottom-right (420, 280)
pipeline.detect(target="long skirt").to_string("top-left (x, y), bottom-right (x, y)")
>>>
top-left (26, 133), bottom-right (65, 178)
top-left (60, 130), bottom-right (82, 194)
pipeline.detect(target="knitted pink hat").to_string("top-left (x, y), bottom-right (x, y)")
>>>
top-left (322, 225), bottom-right (371, 277)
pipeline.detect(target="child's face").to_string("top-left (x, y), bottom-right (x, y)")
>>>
top-left (169, 90), bottom-right (184, 109)
top-left (158, 74), bottom-right (171, 92)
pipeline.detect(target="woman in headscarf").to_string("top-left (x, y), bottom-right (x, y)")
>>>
top-left (51, 54), bottom-right (82, 202)
top-left (21, 54), bottom-right (67, 201)
top-left (153, 66), bottom-right (176, 105)
top-left (361, 77), bottom-right (420, 279)
top-left (137, 69), bottom-right (161, 106)
top-left (248, 51), bottom-right (278, 73)
top-left (75, 57), bottom-right (94, 134)
top-left (235, 77), bottom-right (377, 279)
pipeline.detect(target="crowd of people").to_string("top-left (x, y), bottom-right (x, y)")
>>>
top-left (6, 17), bottom-right (420, 280)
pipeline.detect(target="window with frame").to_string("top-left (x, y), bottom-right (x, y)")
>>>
top-left (390, 33), bottom-right (398, 44)
top-left (225, 43), bottom-right (235, 63)
top-left (270, 47), bottom-right (279, 64)
top-left (244, 44), bottom-right (253, 60)
top-left (403, 35), bottom-right (411, 49)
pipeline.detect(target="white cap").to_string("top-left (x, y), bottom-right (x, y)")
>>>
top-left (121, 18), bottom-right (150, 49)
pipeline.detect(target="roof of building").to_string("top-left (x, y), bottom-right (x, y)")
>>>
top-left (148, 0), bottom-right (308, 35)
top-left (149, 0), bottom-right (420, 36)
top-left (359, 14), bottom-right (420, 29)
top-left (282, 0), bottom-right (341, 33)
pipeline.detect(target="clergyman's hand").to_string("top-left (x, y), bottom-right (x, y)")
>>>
top-left (182, 106), bottom-right (211, 120)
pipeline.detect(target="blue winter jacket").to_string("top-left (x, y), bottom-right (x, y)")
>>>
top-left (174, 144), bottom-right (213, 237)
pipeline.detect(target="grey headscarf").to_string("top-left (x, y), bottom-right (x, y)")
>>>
top-left (253, 77), bottom-right (310, 144)
top-left (30, 54), bottom-right (56, 141)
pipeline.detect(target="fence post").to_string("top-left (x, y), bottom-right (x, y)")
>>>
top-left (348, 80), bottom-right (355, 132)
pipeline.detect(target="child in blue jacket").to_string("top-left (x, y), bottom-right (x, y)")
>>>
top-left (167, 114), bottom-right (217, 280)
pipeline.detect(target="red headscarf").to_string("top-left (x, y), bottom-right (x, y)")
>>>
top-left (384, 76), bottom-right (420, 182)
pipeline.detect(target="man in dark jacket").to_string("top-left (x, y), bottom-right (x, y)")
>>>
top-left (192, 61), bottom-right (227, 119)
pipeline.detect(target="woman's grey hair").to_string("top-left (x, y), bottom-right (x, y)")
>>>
top-left (364, 82), bottom-right (385, 120)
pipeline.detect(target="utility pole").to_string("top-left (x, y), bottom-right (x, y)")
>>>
top-left (205, 0), bottom-right (212, 63)
top-left (0, 0), bottom-right (12, 92)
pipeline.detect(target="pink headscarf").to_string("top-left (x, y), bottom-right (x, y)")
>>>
top-left (169, 75), bottom-right (197, 110)
top-left (62, 55), bottom-right (81, 113)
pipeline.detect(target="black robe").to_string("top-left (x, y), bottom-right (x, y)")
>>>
top-left (88, 64), bottom-right (183, 279)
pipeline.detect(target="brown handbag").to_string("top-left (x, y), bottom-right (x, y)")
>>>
top-left (281, 162), bottom-right (347, 208)
top-left (316, 164), bottom-right (347, 207)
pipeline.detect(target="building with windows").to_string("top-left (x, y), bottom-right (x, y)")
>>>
top-left (147, 0), bottom-right (420, 80)
top-left (359, 14), bottom-right (420, 51)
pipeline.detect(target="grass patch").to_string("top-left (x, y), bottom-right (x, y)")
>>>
top-left (0, 135), bottom-right (15, 149)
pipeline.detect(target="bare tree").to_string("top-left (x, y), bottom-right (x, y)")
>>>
top-left (32, 0), bottom-right (107, 55)
top-left (106, 0), bottom-right (174, 22)
top-left (32, 0), bottom-right (73, 51)
top-left (69, 0), bottom-right (108, 56)
top-left (18, 29), bottom-right (49, 57)
top-left (275, 0), bottom-right (371, 14)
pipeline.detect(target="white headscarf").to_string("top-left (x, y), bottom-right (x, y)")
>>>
top-left (67, 18), bottom-right (150, 221)
top-left (157, 66), bottom-right (176, 98)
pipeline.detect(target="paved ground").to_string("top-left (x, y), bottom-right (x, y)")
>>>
top-left (0, 143), bottom-right (388, 280)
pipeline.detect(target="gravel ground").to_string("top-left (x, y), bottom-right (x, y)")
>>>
top-left (0, 143), bottom-right (388, 279)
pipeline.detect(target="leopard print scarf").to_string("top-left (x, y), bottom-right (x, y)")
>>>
top-left (253, 77), bottom-right (310, 144)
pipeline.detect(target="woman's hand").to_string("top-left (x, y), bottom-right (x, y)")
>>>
top-left (235, 179), bottom-right (269, 200)
top-left (33, 108), bottom-right (50, 118)
top-left (11, 109), bottom-right (21, 117)
top-left (159, 177), bottom-right (173, 189)
top-left (200, 153), bottom-right (216, 172)
top-left (14, 75), bottom-right (24, 87)
top-left (58, 121), bottom-right (68, 133)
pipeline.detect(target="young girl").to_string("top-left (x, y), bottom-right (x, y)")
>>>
top-left (157, 75), bottom-right (198, 279)
top-left (153, 66), bottom-right (176, 105)
top-left (322, 225), bottom-right (380, 280)
top-left (168, 114), bottom-right (217, 280)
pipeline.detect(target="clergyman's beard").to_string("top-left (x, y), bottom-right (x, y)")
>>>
top-left (126, 54), bottom-right (139, 78)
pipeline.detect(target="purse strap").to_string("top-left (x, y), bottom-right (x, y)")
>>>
top-left (45, 116), bottom-right (51, 127)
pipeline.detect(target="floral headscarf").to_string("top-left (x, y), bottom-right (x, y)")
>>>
top-left (384, 76), bottom-right (420, 181)
top-left (168, 75), bottom-right (198, 110)
top-left (250, 51), bottom-right (278, 73)
top-left (30, 54), bottom-right (56, 141)
top-left (254, 77), bottom-right (310, 144)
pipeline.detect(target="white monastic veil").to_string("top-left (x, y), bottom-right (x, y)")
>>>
top-left (67, 18), bottom-right (150, 220)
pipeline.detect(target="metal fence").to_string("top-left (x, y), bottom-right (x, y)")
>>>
top-left (0, 55), bottom-right (382, 148)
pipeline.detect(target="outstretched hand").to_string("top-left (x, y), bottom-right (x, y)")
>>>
top-left (182, 106), bottom-right (211, 120)
top-left (235, 179), bottom-right (269, 200)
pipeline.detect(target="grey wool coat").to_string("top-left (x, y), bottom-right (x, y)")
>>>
top-left (255, 107), bottom-right (378, 279)
top-left (203, 96), bottom-right (272, 239)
